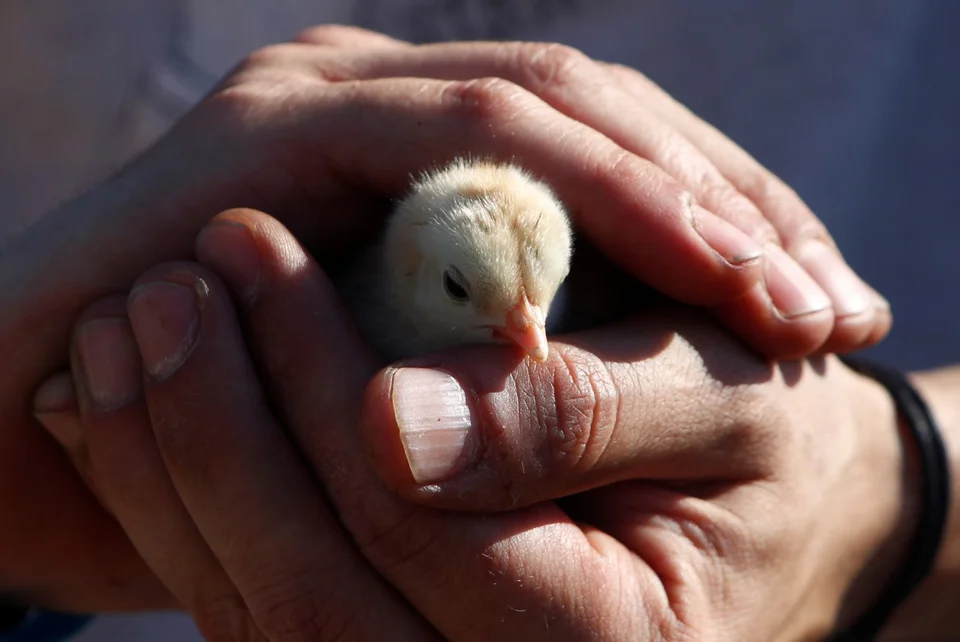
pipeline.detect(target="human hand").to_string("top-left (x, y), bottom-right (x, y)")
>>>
top-left (38, 210), bottom-right (912, 639)
top-left (35, 278), bottom-right (438, 641)
top-left (287, 24), bottom-right (890, 355)
top-left (8, 23), bottom-right (886, 609)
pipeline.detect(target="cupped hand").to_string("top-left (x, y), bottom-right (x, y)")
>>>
top-left (288, 24), bottom-right (890, 355)
top-left (39, 210), bottom-right (910, 640)
top-left (39, 279), bottom-right (437, 641)
top-left (9, 22), bottom-right (885, 609)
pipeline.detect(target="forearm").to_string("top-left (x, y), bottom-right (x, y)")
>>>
top-left (878, 365), bottom-right (960, 640)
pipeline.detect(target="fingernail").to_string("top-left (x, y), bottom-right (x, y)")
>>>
top-left (795, 241), bottom-right (872, 317)
top-left (692, 206), bottom-right (765, 265)
top-left (392, 368), bottom-right (475, 484)
top-left (128, 279), bottom-right (207, 381)
top-left (196, 221), bottom-right (261, 307)
top-left (76, 318), bottom-right (142, 410)
top-left (764, 243), bottom-right (832, 318)
top-left (34, 372), bottom-right (77, 414)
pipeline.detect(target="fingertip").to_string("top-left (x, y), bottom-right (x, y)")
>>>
top-left (34, 372), bottom-right (84, 450)
top-left (866, 298), bottom-right (893, 345)
top-left (645, 209), bottom-right (767, 307)
top-left (195, 214), bottom-right (264, 308)
top-left (123, 262), bottom-right (243, 386)
top-left (580, 169), bottom-right (765, 307)
top-left (362, 366), bottom-right (480, 495)
top-left (691, 206), bottom-right (766, 268)
top-left (816, 309), bottom-right (877, 355)
top-left (763, 243), bottom-right (832, 321)
top-left (711, 282), bottom-right (834, 360)
top-left (790, 240), bottom-right (893, 353)
top-left (67, 296), bottom-right (143, 415)
top-left (34, 371), bottom-right (78, 415)
top-left (795, 239), bottom-right (876, 319)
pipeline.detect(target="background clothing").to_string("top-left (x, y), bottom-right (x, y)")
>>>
top-left (1, 1), bottom-right (957, 638)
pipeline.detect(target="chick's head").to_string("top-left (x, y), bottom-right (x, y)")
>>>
top-left (384, 161), bottom-right (573, 361)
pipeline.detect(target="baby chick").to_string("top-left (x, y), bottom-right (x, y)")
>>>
top-left (339, 159), bottom-right (573, 362)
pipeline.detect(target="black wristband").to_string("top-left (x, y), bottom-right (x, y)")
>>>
top-left (832, 357), bottom-right (951, 641)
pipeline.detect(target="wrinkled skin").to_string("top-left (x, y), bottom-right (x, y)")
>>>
top-left (36, 208), bottom-right (912, 641)
top-left (4, 25), bottom-right (888, 623)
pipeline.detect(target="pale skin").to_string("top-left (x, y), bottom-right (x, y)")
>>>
top-left (0, 23), bottom-right (923, 633)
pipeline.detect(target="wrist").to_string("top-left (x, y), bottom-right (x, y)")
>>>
top-left (875, 368), bottom-right (960, 640)
top-left (830, 364), bottom-right (921, 633)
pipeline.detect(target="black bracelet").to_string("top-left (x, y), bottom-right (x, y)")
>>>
top-left (831, 357), bottom-right (952, 641)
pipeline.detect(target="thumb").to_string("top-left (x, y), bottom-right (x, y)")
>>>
top-left (361, 308), bottom-right (778, 511)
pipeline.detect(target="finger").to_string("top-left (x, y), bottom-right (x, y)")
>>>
top-left (67, 299), bottom-right (242, 625)
top-left (602, 63), bottom-right (891, 351)
top-left (293, 24), bottom-right (413, 48)
top-left (359, 306), bottom-right (792, 511)
top-left (793, 242), bottom-right (891, 354)
top-left (710, 243), bottom-right (835, 360)
top-left (264, 41), bottom-right (882, 357)
top-left (252, 41), bottom-right (772, 242)
top-left (240, 41), bottom-right (854, 356)
top-left (4, 44), bottom-right (772, 410)
top-left (196, 210), bottom-right (673, 641)
top-left (268, 40), bottom-right (776, 247)
top-left (28, 369), bottom-right (177, 612)
top-left (124, 262), bottom-right (436, 641)
top-left (33, 372), bottom-right (89, 480)
top-left (33, 370), bottom-right (117, 517)
top-left (357, 42), bottom-right (779, 242)
top-left (218, 52), bottom-right (766, 305)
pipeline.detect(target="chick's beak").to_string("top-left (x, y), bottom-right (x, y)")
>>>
top-left (495, 298), bottom-right (549, 362)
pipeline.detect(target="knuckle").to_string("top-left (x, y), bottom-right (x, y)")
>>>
top-left (792, 216), bottom-right (833, 249)
top-left (200, 76), bottom-right (307, 137)
top-left (512, 42), bottom-right (590, 89)
top-left (440, 77), bottom-right (530, 130)
top-left (698, 182), bottom-right (782, 246)
top-left (539, 346), bottom-right (620, 474)
top-left (590, 148), bottom-right (653, 196)
top-left (752, 220), bottom-right (782, 247)
top-left (736, 165), bottom-right (781, 206)
top-left (236, 43), bottom-right (351, 84)
top-left (201, 84), bottom-right (278, 130)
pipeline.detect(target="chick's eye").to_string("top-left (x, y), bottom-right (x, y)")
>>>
top-left (443, 269), bottom-right (470, 303)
